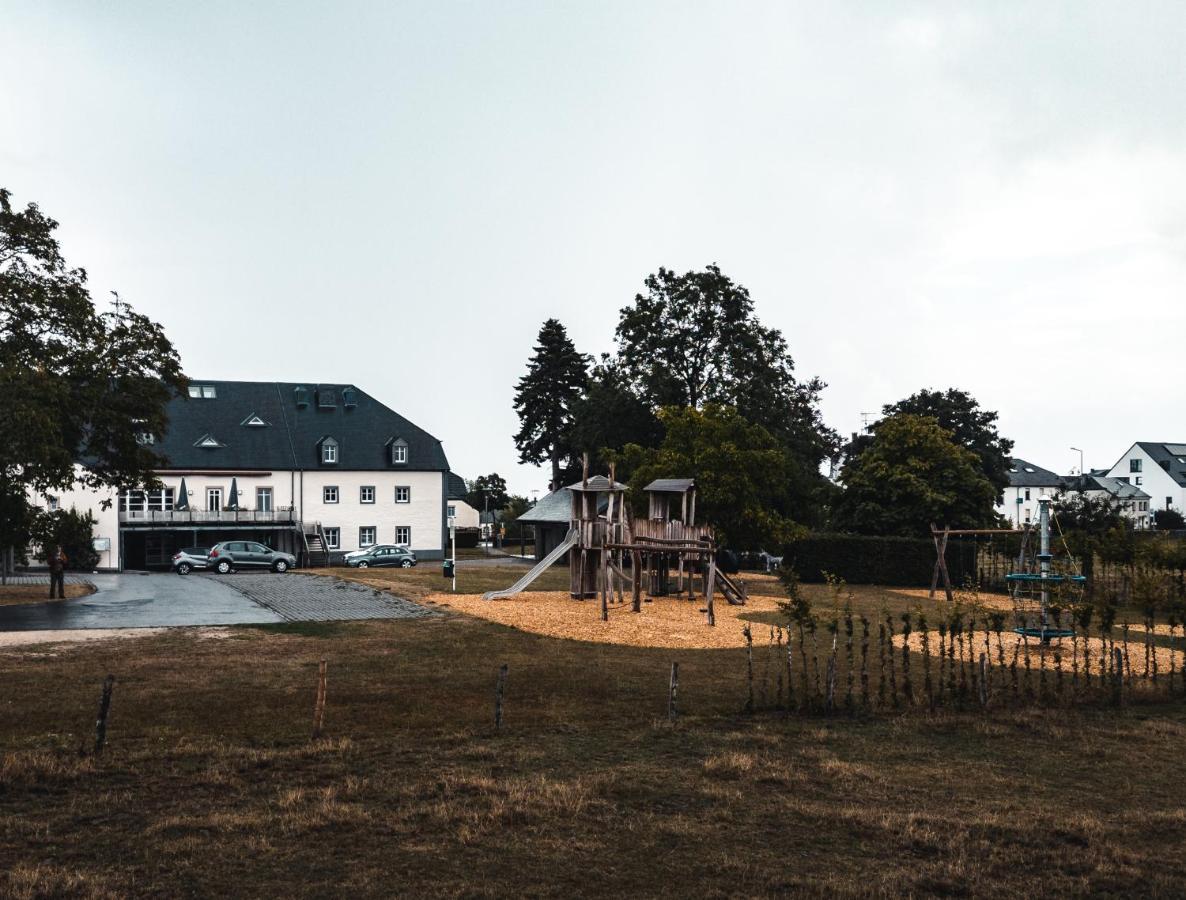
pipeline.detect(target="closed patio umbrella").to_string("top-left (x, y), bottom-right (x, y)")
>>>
top-left (225, 477), bottom-right (241, 511)
top-left (174, 478), bottom-right (190, 511)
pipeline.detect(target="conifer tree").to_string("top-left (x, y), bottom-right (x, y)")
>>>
top-left (512, 319), bottom-right (589, 490)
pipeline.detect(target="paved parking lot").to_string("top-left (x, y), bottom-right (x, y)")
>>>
top-left (208, 573), bottom-right (432, 622)
top-left (0, 571), bottom-right (429, 630)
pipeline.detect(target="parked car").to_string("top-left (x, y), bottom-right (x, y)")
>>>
top-left (207, 541), bottom-right (297, 574)
top-left (172, 547), bottom-right (212, 575)
top-left (344, 544), bottom-right (417, 569)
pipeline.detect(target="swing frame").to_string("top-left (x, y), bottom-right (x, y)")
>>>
top-left (929, 524), bottom-right (1024, 602)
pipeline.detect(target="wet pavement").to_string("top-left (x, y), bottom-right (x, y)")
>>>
top-left (0, 572), bottom-right (283, 631)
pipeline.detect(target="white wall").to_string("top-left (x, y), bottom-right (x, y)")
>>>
top-left (29, 468), bottom-right (120, 570)
top-left (1105, 444), bottom-right (1186, 515)
top-left (447, 498), bottom-right (480, 529)
top-left (995, 484), bottom-right (1064, 527)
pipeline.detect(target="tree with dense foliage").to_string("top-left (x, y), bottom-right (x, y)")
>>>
top-left (613, 264), bottom-right (836, 466)
top-left (1154, 508), bottom-right (1186, 531)
top-left (0, 188), bottom-right (185, 561)
top-left (569, 355), bottom-right (663, 477)
top-left (618, 405), bottom-right (806, 550)
top-left (832, 413), bottom-right (999, 536)
top-left (512, 319), bottom-right (590, 490)
top-left (465, 473), bottom-right (510, 514)
top-left (30, 507), bottom-right (100, 570)
top-left (876, 388), bottom-right (1014, 498)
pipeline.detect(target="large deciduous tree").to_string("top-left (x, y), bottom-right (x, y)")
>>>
top-left (613, 264), bottom-right (836, 464)
top-left (832, 413), bottom-right (999, 536)
top-left (879, 388), bottom-right (1013, 498)
top-left (0, 188), bottom-right (185, 564)
top-left (619, 405), bottom-right (806, 550)
top-left (512, 319), bottom-right (589, 490)
top-left (465, 473), bottom-right (510, 513)
top-left (569, 355), bottom-right (663, 477)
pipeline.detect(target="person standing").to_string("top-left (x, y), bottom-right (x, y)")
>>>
top-left (47, 545), bottom-right (67, 599)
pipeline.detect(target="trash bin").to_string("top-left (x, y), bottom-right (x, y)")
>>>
top-left (442, 559), bottom-right (455, 578)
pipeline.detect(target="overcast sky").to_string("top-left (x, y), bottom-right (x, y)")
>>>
top-left (3, 2), bottom-right (1184, 495)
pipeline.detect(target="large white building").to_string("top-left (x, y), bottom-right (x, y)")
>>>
top-left (1104, 442), bottom-right (1186, 519)
top-left (38, 380), bottom-right (458, 570)
top-left (996, 458), bottom-right (1066, 527)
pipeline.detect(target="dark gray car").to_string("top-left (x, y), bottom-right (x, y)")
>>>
top-left (207, 541), bottom-right (296, 574)
top-left (345, 544), bottom-right (417, 569)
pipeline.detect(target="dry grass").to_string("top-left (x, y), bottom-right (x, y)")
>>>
top-left (0, 582), bottom-right (94, 607)
top-left (3, 585), bottom-right (1186, 896)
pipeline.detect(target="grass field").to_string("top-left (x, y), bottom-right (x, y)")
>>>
top-left (0, 582), bottom-right (94, 607)
top-left (3, 571), bottom-right (1186, 896)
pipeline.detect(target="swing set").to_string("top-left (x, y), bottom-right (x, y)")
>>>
top-left (931, 493), bottom-right (1086, 643)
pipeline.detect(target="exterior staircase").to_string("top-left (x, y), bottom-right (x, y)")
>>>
top-left (302, 522), bottom-right (331, 568)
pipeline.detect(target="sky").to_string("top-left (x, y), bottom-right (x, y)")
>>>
top-left (3, 2), bottom-right (1184, 496)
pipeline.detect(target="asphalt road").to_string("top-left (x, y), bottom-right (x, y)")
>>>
top-left (0, 572), bottom-right (284, 631)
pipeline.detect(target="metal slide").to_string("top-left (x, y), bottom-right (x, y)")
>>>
top-left (482, 527), bottom-right (579, 600)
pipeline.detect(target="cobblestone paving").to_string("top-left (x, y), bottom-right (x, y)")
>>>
top-left (209, 573), bottom-right (433, 622)
top-left (1, 574), bottom-right (94, 587)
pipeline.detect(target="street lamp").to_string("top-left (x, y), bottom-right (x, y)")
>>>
top-left (1070, 446), bottom-right (1084, 476)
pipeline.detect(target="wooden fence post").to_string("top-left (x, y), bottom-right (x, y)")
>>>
top-left (495, 663), bottom-right (509, 731)
top-left (94, 674), bottom-right (115, 756)
top-left (668, 662), bottom-right (679, 721)
top-left (1112, 647), bottom-right (1123, 706)
top-left (632, 550), bottom-right (642, 613)
top-left (978, 654), bottom-right (988, 710)
top-left (311, 659), bottom-right (328, 740)
top-left (743, 625), bottom-right (754, 713)
top-left (705, 558), bottom-right (717, 627)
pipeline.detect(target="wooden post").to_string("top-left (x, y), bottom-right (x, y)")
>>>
top-left (495, 663), bottom-right (509, 731)
top-left (743, 625), bottom-right (754, 713)
top-left (311, 659), bottom-right (328, 740)
top-left (94, 674), bottom-right (115, 757)
top-left (978, 653), bottom-right (988, 709)
top-left (668, 661), bottom-right (679, 720)
top-left (632, 550), bottom-right (642, 613)
top-left (1112, 647), bottom-right (1123, 706)
top-left (930, 525), bottom-right (954, 602)
top-left (705, 556), bottom-right (716, 627)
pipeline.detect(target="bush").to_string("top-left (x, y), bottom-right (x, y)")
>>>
top-left (780, 533), bottom-right (975, 587)
top-left (451, 527), bottom-right (480, 549)
top-left (31, 508), bottom-right (101, 571)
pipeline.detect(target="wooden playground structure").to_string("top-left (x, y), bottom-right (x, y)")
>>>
top-left (483, 462), bottom-right (747, 626)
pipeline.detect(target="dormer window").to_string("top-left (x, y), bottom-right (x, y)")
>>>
top-left (187, 384), bottom-right (217, 399)
top-left (342, 388), bottom-right (358, 408)
top-left (194, 433), bottom-right (223, 448)
top-left (320, 437), bottom-right (339, 465)
top-left (295, 386), bottom-right (309, 407)
top-left (241, 414), bottom-right (269, 427)
top-left (390, 438), bottom-right (408, 465)
top-left (318, 388), bottom-right (337, 408)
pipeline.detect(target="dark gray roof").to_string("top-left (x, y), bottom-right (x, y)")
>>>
top-left (1069, 474), bottom-right (1151, 501)
top-left (1136, 443), bottom-right (1186, 487)
top-left (447, 472), bottom-right (468, 499)
top-left (565, 475), bottom-right (627, 493)
top-left (1006, 458), bottom-right (1065, 488)
top-left (517, 489), bottom-right (573, 524)
top-left (152, 381), bottom-right (449, 472)
top-left (644, 478), bottom-right (695, 493)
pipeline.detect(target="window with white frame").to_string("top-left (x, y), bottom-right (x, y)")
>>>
top-left (187, 384), bottom-right (217, 399)
top-left (321, 438), bottom-right (338, 464)
top-left (395, 486), bottom-right (410, 503)
top-left (207, 488), bottom-right (222, 512)
top-left (47, 495), bottom-right (59, 511)
top-left (257, 487), bottom-right (273, 512)
top-left (323, 527), bottom-right (340, 549)
top-left (323, 486), bottom-right (339, 504)
top-left (395, 526), bottom-right (411, 545)
top-left (447, 504), bottom-right (456, 519)
top-left (360, 486), bottom-right (375, 504)
top-left (359, 526), bottom-right (377, 547)
top-left (391, 439), bottom-right (408, 465)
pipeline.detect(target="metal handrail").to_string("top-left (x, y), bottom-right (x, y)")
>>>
top-left (118, 506), bottom-right (299, 524)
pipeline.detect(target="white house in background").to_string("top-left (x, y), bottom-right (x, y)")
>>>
top-left (1063, 473), bottom-right (1152, 528)
top-left (31, 380), bottom-right (461, 570)
top-left (997, 458), bottom-right (1066, 526)
top-left (1104, 443), bottom-right (1186, 518)
top-left (446, 473), bottom-right (481, 529)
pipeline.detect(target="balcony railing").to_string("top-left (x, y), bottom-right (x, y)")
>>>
top-left (118, 506), bottom-right (300, 525)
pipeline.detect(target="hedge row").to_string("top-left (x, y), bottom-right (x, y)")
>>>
top-left (780, 533), bottom-right (976, 587)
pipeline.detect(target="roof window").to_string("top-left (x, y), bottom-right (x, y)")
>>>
top-left (241, 414), bottom-right (269, 427)
top-left (188, 384), bottom-right (217, 399)
top-left (342, 387), bottom-right (358, 408)
top-left (295, 386), bottom-right (309, 407)
top-left (318, 388), bottom-right (337, 408)
top-left (194, 433), bottom-right (223, 448)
